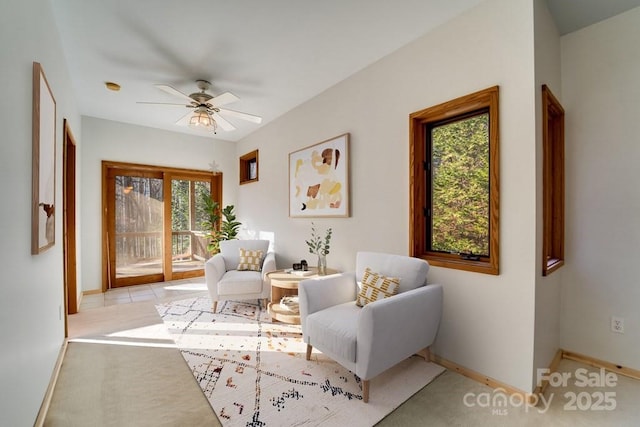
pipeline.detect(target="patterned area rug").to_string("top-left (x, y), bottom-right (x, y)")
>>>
top-left (156, 296), bottom-right (445, 427)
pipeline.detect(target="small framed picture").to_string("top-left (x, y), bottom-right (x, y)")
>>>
top-left (248, 159), bottom-right (257, 180)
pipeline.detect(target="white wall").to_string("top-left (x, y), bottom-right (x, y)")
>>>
top-left (238, 0), bottom-right (539, 392)
top-left (532, 0), bottom-right (562, 389)
top-left (561, 7), bottom-right (640, 370)
top-left (80, 117), bottom-right (238, 291)
top-left (0, 0), bottom-right (81, 424)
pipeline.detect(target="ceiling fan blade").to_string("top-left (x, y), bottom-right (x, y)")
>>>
top-left (212, 112), bottom-right (236, 131)
top-left (155, 84), bottom-right (194, 103)
top-left (218, 108), bottom-right (263, 124)
top-left (208, 92), bottom-right (239, 108)
top-left (175, 110), bottom-right (193, 126)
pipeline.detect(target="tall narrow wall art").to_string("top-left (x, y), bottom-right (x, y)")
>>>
top-left (32, 62), bottom-right (57, 254)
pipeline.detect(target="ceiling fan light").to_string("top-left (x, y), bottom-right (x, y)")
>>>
top-left (189, 111), bottom-right (209, 127)
top-left (189, 111), bottom-right (217, 133)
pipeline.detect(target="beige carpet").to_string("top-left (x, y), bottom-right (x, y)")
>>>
top-left (44, 341), bottom-right (218, 427)
top-left (156, 296), bottom-right (446, 426)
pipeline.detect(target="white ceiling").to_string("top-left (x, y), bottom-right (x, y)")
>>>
top-left (546, 0), bottom-right (640, 34)
top-left (51, 0), bottom-right (640, 142)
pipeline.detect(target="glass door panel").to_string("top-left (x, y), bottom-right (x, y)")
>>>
top-left (104, 162), bottom-right (222, 289)
top-left (113, 174), bottom-right (164, 285)
top-left (171, 178), bottom-right (211, 278)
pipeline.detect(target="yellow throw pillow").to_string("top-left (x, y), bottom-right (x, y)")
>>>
top-left (237, 248), bottom-right (264, 271)
top-left (356, 267), bottom-right (400, 307)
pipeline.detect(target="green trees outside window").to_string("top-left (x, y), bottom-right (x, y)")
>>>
top-left (429, 112), bottom-right (489, 256)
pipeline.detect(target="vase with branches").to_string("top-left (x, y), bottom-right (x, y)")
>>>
top-left (305, 222), bottom-right (332, 275)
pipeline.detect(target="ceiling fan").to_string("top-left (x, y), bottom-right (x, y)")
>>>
top-left (138, 80), bottom-right (262, 134)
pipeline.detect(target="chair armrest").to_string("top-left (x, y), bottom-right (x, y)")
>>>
top-left (204, 254), bottom-right (227, 299)
top-left (261, 251), bottom-right (277, 279)
top-left (298, 273), bottom-right (357, 333)
top-left (356, 284), bottom-right (443, 380)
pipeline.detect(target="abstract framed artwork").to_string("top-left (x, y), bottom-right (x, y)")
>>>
top-left (289, 133), bottom-right (350, 218)
top-left (32, 62), bottom-right (57, 254)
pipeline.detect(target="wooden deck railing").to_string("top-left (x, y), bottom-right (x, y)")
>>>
top-left (115, 231), bottom-right (210, 265)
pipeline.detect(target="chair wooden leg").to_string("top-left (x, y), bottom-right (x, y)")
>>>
top-left (306, 344), bottom-right (312, 361)
top-left (212, 301), bottom-right (218, 313)
top-left (363, 380), bottom-right (370, 403)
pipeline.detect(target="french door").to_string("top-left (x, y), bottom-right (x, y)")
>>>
top-left (103, 162), bottom-right (222, 289)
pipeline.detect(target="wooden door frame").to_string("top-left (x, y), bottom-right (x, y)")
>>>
top-left (104, 165), bottom-right (165, 289)
top-left (102, 161), bottom-right (222, 290)
top-left (163, 171), bottom-right (223, 282)
top-left (62, 119), bottom-right (78, 335)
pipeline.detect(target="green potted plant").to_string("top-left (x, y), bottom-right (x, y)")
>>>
top-left (201, 195), bottom-right (221, 254)
top-left (201, 202), bottom-right (243, 255)
top-left (219, 204), bottom-right (241, 241)
top-left (305, 222), bottom-right (332, 275)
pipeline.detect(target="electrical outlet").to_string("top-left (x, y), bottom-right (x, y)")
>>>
top-left (611, 316), bottom-right (624, 334)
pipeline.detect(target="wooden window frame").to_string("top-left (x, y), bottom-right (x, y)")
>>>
top-left (410, 86), bottom-right (500, 275)
top-left (239, 149), bottom-right (259, 184)
top-left (542, 85), bottom-right (565, 276)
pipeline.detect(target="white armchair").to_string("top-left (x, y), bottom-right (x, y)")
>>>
top-left (204, 239), bottom-right (276, 312)
top-left (298, 251), bottom-right (442, 403)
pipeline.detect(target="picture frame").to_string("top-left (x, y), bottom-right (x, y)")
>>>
top-left (289, 133), bottom-right (350, 218)
top-left (32, 62), bottom-right (57, 254)
top-left (248, 159), bottom-right (257, 180)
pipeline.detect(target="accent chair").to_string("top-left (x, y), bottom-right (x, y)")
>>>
top-left (298, 251), bottom-right (443, 402)
top-left (205, 239), bottom-right (276, 312)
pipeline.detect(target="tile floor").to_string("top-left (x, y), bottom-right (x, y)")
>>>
top-left (78, 278), bottom-right (209, 311)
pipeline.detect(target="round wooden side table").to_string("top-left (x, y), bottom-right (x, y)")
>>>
top-left (267, 268), bottom-right (338, 324)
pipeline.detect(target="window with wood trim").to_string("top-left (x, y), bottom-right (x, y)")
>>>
top-left (410, 86), bottom-right (500, 275)
top-left (542, 85), bottom-right (565, 276)
top-left (239, 149), bottom-right (258, 184)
